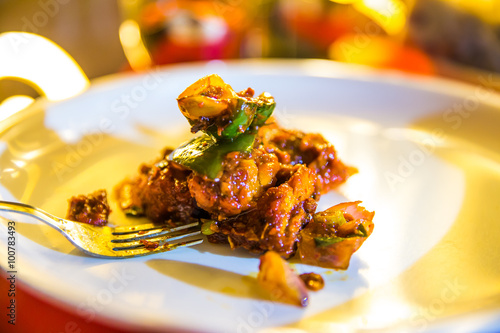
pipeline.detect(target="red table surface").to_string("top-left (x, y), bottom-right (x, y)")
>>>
top-left (0, 269), bottom-right (136, 333)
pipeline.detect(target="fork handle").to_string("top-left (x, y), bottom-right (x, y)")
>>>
top-left (0, 201), bottom-right (66, 232)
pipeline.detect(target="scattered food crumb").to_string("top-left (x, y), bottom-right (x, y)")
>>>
top-left (299, 272), bottom-right (325, 291)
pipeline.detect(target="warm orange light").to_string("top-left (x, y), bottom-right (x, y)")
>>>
top-left (328, 0), bottom-right (357, 4)
top-left (119, 19), bottom-right (152, 71)
top-left (441, 0), bottom-right (500, 24)
top-left (355, 0), bottom-right (407, 36)
top-left (329, 0), bottom-right (408, 35)
top-left (330, 35), bottom-right (435, 75)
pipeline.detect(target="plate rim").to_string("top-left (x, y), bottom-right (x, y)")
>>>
top-left (1, 58), bottom-right (499, 332)
top-left (3, 58), bottom-right (500, 134)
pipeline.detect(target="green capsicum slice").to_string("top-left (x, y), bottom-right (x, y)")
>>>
top-left (172, 74), bottom-right (276, 179)
top-left (170, 132), bottom-right (256, 179)
top-left (250, 92), bottom-right (275, 128)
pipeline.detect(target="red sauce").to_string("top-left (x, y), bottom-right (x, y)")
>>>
top-left (299, 272), bottom-right (325, 291)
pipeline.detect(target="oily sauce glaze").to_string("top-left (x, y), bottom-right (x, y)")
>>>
top-left (67, 74), bottom-right (373, 271)
top-left (114, 122), bottom-right (356, 259)
top-left (66, 189), bottom-right (111, 226)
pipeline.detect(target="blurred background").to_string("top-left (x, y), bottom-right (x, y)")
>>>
top-left (1, 0), bottom-right (500, 104)
top-left (1, 1), bottom-right (499, 331)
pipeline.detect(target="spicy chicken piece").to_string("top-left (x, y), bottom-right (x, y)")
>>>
top-left (297, 201), bottom-right (374, 269)
top-left (66, 189), bottom-right (111, 226)
top-left (207, 164), bottom-right (318, 258)
top-left (256, 123), bottom-right (357, 194)
top-left (187, 148), bottom-right (281, 219)
top-left (115, 150), bottom-right (199, 223)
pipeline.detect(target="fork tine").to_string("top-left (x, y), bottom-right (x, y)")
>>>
top-left (112, 221), bottom-right (199, 235)
top-left (112, 230), bottom-right (202, 250)
top-left (111, 222), bottom-right (200, 242)
top-left (111, 223), bottom-right (161, 235)
top-left (116, 238), bottom-right (203, 257)
top-left (0, 200), bottom-right (204, 259)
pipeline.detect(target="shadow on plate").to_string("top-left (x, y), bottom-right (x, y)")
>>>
top-left (146, 258), bottom-right (271, 301)
top-left (192, 239), bottom-right (258, 259)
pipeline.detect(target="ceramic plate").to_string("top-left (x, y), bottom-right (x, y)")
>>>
top-left (1, 59), bottom-right (499, 332)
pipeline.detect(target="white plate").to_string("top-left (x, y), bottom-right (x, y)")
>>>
top-left (1, 59), bottom-right (499, 332)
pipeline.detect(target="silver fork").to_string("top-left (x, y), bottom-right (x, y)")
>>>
top-left (0, 201), bottom-right (203, 258)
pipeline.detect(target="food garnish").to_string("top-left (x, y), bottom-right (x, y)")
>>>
top-left (172, 74), bottom-right (275, 180)
top-left (67, 74), bottom-right (375, 307)
top-left (177, 74), bottom-right (275, 139)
